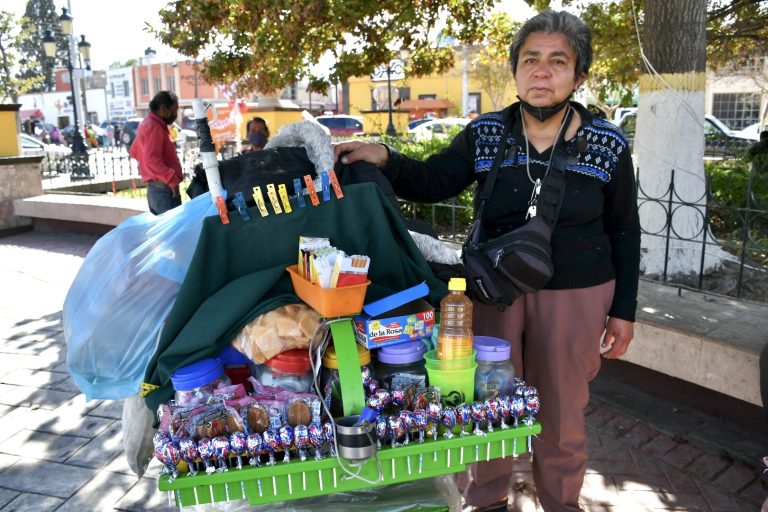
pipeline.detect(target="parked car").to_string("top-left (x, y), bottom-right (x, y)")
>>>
top-left (731, 122), bottom-right (766, 142)
top-left (407, 117), bottom-right (470, 142)
top-left (20, 133), bottom-right (72, 158)
top-left (315, 115), bottom-right (364, 136)
top-left (408, 118), bottom-right (433, 130)
top-left (619, 112), bottom-right (751, 158)
top-left (120, 118), bottom-right (143, 146)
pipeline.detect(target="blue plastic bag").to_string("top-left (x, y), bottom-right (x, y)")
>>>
top-left (64, 193), bottom-right (219, 400)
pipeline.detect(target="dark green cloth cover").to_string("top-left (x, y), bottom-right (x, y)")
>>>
top-left (144, 182), bottom-right (448, 413)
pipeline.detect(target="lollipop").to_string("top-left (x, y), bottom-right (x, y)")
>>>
top-left (322, 421), bottom-right (337, 457)
top-left (375, 414), bottom-right (389, 449)
top-left (262, 429), bottom-right (279, 465)
top-left (367, 389), bottom-right (391, 411)
top-left (388, 414), bottom-right (406, 448)
top-left (510, 396), bottom-right (526, 427)
top-left (364, 379), bottom-right (380, 396)
top-left (160, 442), bottom-right (182, 481)
top-left (412, 409), bottom-right (428, 443)
top-left (197, 437), bottom-right (216, 474)
top-left (456, 403), bottom-right (473, 437)
top-left (308, 423), bottom-right (324, 460)
top-left (178, 437), bottom-right (200, 476)
top-left (229, 431), bottom-right (248, 470)
top-left (484, 399), bottom-right (500, 433)
top-left (246, 432), bottom-right (264, 467)
top-left (497, 396), bottom-right (512, 429)
top-left (294, 424), bottom-right (311, 461)
top-left (360, 365), bottom-right (373, 383)
top-left (399, 410), bottom-right (415, 446)
top-left (440, 406), bottom-right (457, 439)
top-left (278, 425), bottom-right (294, 463)
top-left (524, 394), bottom-right (540, 425)
top-left (427, 402), bottom-right (442, 442)
top-left (391, 387), bottom-right (408, 409)
top-left (212, 436), bottom-right (230, 472)
top-left (470, 402), bottom-right (488, 436)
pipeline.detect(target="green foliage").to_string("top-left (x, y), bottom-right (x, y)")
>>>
top-left (382, 126), bottom-right (474, 236)
top-left (153, 0), bottom-right (495, 95)
top-left (0, 11), bottom-right (43, 102)
top-left (471, 12), bottom-right (519, 112)
top-left (18, 0), bottom-right (69, 92)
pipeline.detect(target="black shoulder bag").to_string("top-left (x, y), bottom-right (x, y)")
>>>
top-left (462, 120), bottom-right (568, 309)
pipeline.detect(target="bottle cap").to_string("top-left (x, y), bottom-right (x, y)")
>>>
top-left (376, 340), bottom-right (427, 364)
top-left (473, 336), bottom-right (512, 362)
top-left (171, 358), bottom-right (225, 391)
top-left (322, 343), bottom-right (371, 368)
top-left (265, 349), bottom-right (312, 372)
top-left (448, 277), bottom-right (466, 292)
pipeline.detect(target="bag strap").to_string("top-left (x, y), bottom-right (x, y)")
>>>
top-left (475, 115), bottom-right (515, 218)
top-left (536, 149), bottom-right (568, 229)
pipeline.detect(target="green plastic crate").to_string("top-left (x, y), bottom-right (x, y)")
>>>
top-left (158, 319), bottom-right (541, 507)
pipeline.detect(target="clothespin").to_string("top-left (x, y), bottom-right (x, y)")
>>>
top-left (252, 186), bottom-right (269, 217)
top-left (215, 196), bottom-right (230, 224)
top-left (293, 178), bottom-right (306, 208)
top-left (304, 175), bottom-right (320, 206)
top-left (233, 192), bottom-right (250, 221)
top-left (328, 169), bottom-right (344, 199)
top-left (266, 183), bottom-right (283, 214)
top-left (320, 171), bottom-right (331, 202)
top-left (278, 184), bottom-right (292, 213)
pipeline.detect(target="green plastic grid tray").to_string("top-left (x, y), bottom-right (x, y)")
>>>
top-left (158, 422), bottom-right (541, 507)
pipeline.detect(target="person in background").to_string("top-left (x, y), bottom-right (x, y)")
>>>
top-left (334, 10), bottom-right (639, 511)
top-left (246, 117), bottom-right (270, 146)
top-left (105, 123), bottom-right (115, 147)
top-left (129, 91), bottom-right (183, 215)
top-left (50, 126), bottom-right (62, 145)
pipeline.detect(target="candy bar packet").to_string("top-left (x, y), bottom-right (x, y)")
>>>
top-left (331, 254), bottom-right (370, 287)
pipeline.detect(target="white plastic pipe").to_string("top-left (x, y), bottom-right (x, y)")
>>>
top-left (191, 98), bottom-right (224, 202)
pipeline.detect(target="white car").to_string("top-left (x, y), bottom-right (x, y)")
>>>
top-left (731, 122), bottom-right (765, 142)
top-left (20, 133), bottom-right (72, 158)
top-left (408, 117), bottom-right (470, 142)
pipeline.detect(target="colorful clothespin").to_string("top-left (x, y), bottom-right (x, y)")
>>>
top-left (304, 175), bottom-right (320, 206)
top-left (278, 184), bottom-right (292, 213)
top-left (233, 192), bottom-right (250, 221)
top-left (320, 171), bottom-right (331, 202)
top-left (252, 186), bottom-right (269, 217)
top-left (266, 183), bottom-right (282, 214)
top-left (293, 178), bottom-right (306, 208)
top-left (215, 196), bottom-right (230, 224)
top-left (328, 169), bottom-right (344, 199)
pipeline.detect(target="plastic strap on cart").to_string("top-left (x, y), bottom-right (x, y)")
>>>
top-left (329, 321), bottom-right (366, 417)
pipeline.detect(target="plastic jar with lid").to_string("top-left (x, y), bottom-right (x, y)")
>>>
top-left (320, 343), bottom-right (373, 417)
top-left (473, 336), bottom-right (516, 401)
top-left (261, 349), bottom-right (313, 392)
top-left (171, 358), bottom-right (232, 407)
top-left (374, 340), bottom-right (428, 390)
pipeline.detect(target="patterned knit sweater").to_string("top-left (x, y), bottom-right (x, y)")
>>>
top-left (383, 102), bottom-right (640, 321)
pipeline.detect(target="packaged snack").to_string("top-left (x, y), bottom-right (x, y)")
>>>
top-left (232, 304), bottom-right (321, 364)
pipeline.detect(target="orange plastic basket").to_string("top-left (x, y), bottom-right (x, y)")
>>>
top-left (286, 265), bottom-right (370, 317)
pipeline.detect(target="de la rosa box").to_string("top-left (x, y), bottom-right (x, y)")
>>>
top-left (353, 282), bottom-right (435, 349)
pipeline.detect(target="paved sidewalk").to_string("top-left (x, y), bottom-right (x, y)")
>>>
top-left (0, 230), bottom-right (764, 511)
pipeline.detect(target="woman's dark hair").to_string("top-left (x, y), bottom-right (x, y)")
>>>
top-left (248, 116), bottom-right (270, 138)
top-left (509, 10), bottom-right (592, 78)
top-left (149, 91), bottom-right (179, 113)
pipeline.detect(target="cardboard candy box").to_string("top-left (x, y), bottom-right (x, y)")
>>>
top-left (353, 282), bottom-right (435, 349)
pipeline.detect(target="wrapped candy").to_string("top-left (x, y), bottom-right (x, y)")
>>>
top-left (388, 414), bottom-right (406, 448)
top-left (279, 425), bottom-right (294, 463)
top-left (456, 403), bottom-right (472, 437)
top-left (178, 437), bottom-right (200, 476)
top-left (427, 402), bottom-right (442, 442)
top-left (367, 389), bottom-right (391, 411)
top-left (470, 402), bottom-right (487, 436)
top-left (294, 424), bottom-right (311, 461)
top-left (262, 429), bottom-right (279, 465)
top-left (160, 442), bottom-right (182, 481)
top-left (440, 407), bottom-right (457, 439)
top-left (229, 431), bottom-right (248, 470)
top-left (399, 410), bottom-right (415, 446)
top-left (364, 379), bottom-right (380, 396)
top-left (197, 437), bottom-right (216, 474)
top-left (510, 396), bottom-right (526, 427)
top-left (375, 414), bottom-right (389, 449)
top-left (308, 423), bottom-right (324, 460)
top-left (361, 365), bottom-right (373, 384)
top-left (246, 432), bottom-right (264, 466)
top-left (412, 409), bottom-right (428, 443)
top-left (497, 396), bottom-right (512, 429)
top-left (524, 394), bottom-right (540, 425)
top-left (391, 387), bottom-right (408, 409)
top-left (212, 436), bottom-right (230, 472)
top-left (484, 399), bottom-right (500, 433)
top-left (322, 421), bottom-right (337, 457)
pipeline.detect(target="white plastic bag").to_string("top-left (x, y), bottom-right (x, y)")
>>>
top-left (64, 193), bottom-right (218, 400)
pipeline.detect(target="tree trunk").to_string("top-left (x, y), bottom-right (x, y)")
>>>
top-left (636, 0), bottom-right (726, 276)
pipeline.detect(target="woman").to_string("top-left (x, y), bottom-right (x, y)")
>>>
top-left (334, 10), bottom-right (640, 512)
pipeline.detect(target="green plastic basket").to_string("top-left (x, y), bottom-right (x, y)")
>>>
top-left (158, 320), bottom-right (541, 507)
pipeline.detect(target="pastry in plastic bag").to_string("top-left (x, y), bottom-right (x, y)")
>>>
top-left (232, 303), bottom-right (320, 363)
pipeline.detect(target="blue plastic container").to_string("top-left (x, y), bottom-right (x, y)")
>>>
top-left (170, 358), bottom-right (230, 406)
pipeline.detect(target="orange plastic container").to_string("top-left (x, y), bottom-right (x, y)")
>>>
top-left (286, 265), bottom-right (370, 318)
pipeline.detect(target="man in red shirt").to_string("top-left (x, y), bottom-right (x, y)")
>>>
top-left (130, 91), bottom-right (184, 215)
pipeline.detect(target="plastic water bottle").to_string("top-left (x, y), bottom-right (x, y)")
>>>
top-left (436, 278), bottom-right (474, 360)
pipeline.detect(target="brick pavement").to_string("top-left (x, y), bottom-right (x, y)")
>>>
top-left (0, 230), bottom-right (765, 511)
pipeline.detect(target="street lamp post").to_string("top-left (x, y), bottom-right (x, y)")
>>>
top-left (384, 57), bottom-right (405, 137)
top-left (42, 8), bottom-right (92, 179)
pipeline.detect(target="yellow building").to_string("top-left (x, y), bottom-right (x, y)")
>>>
top-left (347, 49), bottom-right (519, 129)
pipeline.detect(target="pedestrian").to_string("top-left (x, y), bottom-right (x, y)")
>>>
top-left (333, 10), bottom-right (640, 511)
top-left (129, 91), bottom-right (184, 215)
top-left (50, 126), bottom-right (62, 145)
top-left (246, 117), bottom-right (270, 146)
top-left (106, 123), bottom-right (115, 147)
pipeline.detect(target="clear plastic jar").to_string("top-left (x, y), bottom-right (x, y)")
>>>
top-left (374, 340), bottom-right (428, 390)
top-left (261, 349), bottom-right (313, 392)
top-left (171, 358), bottom-right (232, 406)
top-left (320, 343), bottom-right (373, 417)
top-left (473, 336), bottom-right (515, 401)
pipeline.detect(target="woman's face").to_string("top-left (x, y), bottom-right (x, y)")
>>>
top-left (514, 31), bottom-right (585, 108)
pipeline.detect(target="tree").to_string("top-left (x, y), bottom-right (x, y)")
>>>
top-left (0, 11), bottom-right (42, 102)
top-left (470, 12), bottom-right (519, 112)
top-left (18, 0), bottom-right (69, 92)
top-left (153, 0), bottom-right (495, 95)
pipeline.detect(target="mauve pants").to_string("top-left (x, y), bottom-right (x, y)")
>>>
top-left (458, 280), bottom-right (616, 511)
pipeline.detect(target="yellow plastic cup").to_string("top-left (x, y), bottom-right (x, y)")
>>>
top-left (423, 349), bottom-right (476, 371)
